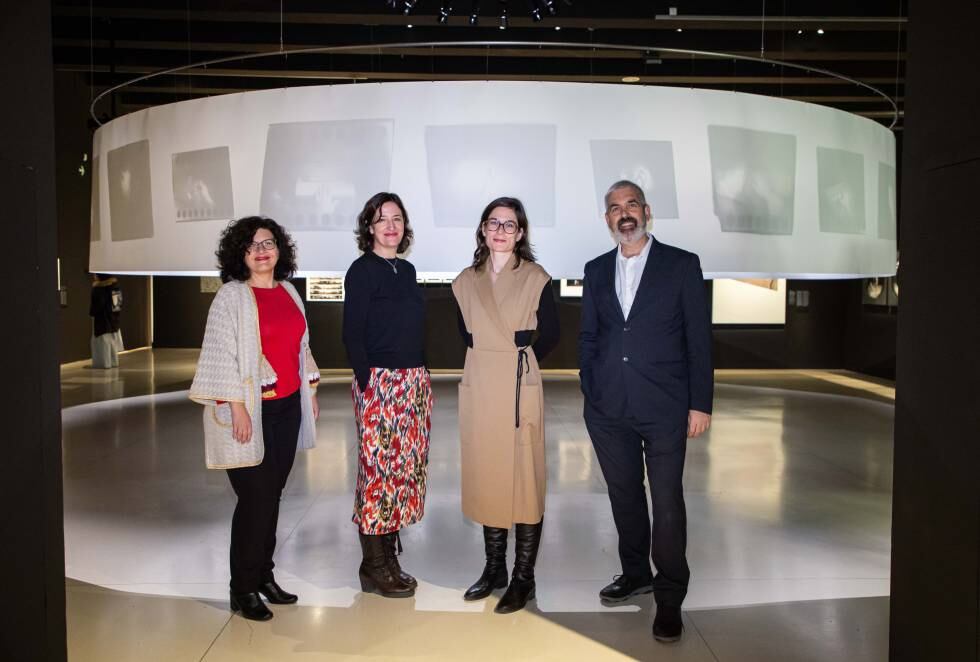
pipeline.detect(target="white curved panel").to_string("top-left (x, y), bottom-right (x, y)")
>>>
top-left (89, 81), bottom-right (896, 278)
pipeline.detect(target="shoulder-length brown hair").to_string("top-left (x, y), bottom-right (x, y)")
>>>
top-left (471, 196), bottom-right (536, 271)
top-left (354, 192), bottom-right (414, 254)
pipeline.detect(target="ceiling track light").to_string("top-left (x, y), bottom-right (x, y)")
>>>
top-left (528, 0), bottom-right (543, 22)
top-left (380, 0), bottom-right (570, 24)
top-left (438, 1), bottom-right (453, 23)
top-left (537, 0), bottom-right (558, 16)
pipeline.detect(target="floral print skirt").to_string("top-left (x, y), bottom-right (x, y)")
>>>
top-left (351, 366), bottom-right (433, 535)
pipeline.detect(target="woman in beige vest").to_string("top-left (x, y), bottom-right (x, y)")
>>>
top-left (451, 196), bottom-right (559, 614)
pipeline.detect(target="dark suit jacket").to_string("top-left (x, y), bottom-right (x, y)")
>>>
top-left (578, 236), bottom-right (713, 430)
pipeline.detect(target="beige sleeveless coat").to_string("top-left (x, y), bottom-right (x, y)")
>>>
top-left (452, 257), bottom-right (551, 528)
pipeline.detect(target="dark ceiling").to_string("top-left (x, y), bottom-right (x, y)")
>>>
top-left (51, 1), bottom-right (907, 129)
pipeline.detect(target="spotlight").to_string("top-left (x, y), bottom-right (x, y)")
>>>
top-left (529, 4), bottom-right (543, 22)
top-left (469, 0), bottom-right (480, 25)
top-left (386, 0), bottom-right (399, 8)
top-left (538, 0), bottom-right (558, 16)
top-left (438, 2), bottom-right (453, 23)
top-left (402, 0), bottom-right (418, 15)
top-left (817, 28), bottom-right (825, 34)
top-left (499, 0), bottom-right (508, 30)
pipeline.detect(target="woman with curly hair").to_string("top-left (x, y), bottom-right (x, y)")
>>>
top-left (452, 196), bottom-right (559, 614)
top-left (189, 216), bottom-right (321, 621)
top-left (343, 192), bottom-right (432, 598)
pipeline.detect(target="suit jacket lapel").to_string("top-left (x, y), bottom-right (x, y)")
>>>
top-left (597, 249), bottom-right (625, 324)
top-left (625, 236), bottom-right (665, 322)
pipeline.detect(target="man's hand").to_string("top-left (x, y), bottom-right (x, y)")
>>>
top-left (311, 393), bottom-right (320, 421)
top-left (230, 402), bottom-right (252, 444)
top-left (687, 410), bottom-right (711, 438)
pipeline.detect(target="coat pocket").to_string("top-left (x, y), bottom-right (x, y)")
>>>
top-left (211, 402), bottom-right (233, 428)
top-left (517, 384), bottom-right (543, 446)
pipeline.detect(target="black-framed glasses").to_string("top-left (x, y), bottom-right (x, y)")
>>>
top-left (247, 238), bottom-right (277, 253)
top-left (485, 219), bottom-right (519, 234)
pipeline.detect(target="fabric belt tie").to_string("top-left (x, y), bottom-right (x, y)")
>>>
top-left (515, 346), bottom-right (530, 428)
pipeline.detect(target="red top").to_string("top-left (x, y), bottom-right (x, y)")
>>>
top-left (253, 284), bottom-right (306, 400)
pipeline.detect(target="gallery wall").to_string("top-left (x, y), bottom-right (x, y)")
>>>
top-left (152, 275), bottom-right (896, 379)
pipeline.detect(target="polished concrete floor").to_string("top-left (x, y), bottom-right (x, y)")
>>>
top-left (62, 349), bottom-right (893, 661)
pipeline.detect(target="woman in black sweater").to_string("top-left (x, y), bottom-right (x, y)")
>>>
top-left (343, 192), bottom-right (432, 599)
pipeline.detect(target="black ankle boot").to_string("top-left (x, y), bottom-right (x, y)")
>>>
top-left (495, 519), bottom-right (542, 614)
top-left (230, 591), bottom-right (273, 621)
top-left (358, 532), bottom-right (415, 598)
top-left (382, 531), bottom-right (417, 589)
top-left (464, 526), bottom-right (509, 601)
top-left (258, 578), bottom-right (298, 604)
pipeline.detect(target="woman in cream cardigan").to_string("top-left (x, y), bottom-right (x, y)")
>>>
top-left (190, 216), bottom-right (320, 622)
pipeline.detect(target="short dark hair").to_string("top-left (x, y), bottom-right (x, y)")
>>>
top-left (354, 192), bottom-right (414, 254)
top-left (471, 196), bottom-right (536, 271)
top-left (216, 216), bottom-right (297, 283)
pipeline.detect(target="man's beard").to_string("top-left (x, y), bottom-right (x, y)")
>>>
top-left (612, 214), bottom-right (648, 244)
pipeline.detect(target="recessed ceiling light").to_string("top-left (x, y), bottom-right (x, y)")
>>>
top-left (622, 76), bottom-right (640, 83)
top-left (817, 28), bottom-right (825, 35)
top-left (797, 29), bottom-right (803, 35)
top-left (407, 24), bottom-right (414, 28)
top-left (676, 28), bottom-right (683, 32)
top-left (554, 25), bottom-right (561, 30)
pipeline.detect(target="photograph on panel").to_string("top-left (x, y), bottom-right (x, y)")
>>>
top-left (707, 125), bottom-right (797, 235)
top-left (817, 146), bottom-right (866, 234)
top-left (172, 146), bottom-right (235, 222)
top-left (107, 139), bottom-right (155, 241)
top-left (589, 139), bottom-right (679, 220)
top-left (260, 119), bottom-right (394, 232)
top-left (425, 124), bottom-right (557, 227)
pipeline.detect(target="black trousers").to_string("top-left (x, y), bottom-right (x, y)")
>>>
top-left (226, 390), bottom-right (301, 594)
top-left (585, 405), bottom-right (690, 607)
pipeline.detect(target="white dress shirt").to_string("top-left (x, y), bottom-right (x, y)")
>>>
top-left (615, 234), bottom-right (653, 320)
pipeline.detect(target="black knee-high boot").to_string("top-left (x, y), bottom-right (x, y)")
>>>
top-left (464, 526), bottom-right (509, 601)
top-left (494, 519), bottom-right (542, 614)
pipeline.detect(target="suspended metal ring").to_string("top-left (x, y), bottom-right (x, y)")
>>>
top-left (90, 40), bottom-right (900, 129)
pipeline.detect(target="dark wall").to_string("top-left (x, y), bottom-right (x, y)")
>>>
top-left (55, 70), bottom-right (150, 363)
top-left (153, 276), bottom-right (896, 376)
top-left (0, 3), bottom-right (67, 660)
top-left (843, 293), bottom-right (897, 380)
top-left (890, 2), bottom-right (980, 660)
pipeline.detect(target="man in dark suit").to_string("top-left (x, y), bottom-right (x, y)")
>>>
top-left (578, 179), bottom-right (713, 643)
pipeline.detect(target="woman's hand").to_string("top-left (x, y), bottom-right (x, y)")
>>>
top-left (311, 393), bottom-right (320, 421)
top-left (230, 402), bottom-right (252, 444)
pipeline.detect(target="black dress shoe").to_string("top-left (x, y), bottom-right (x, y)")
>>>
top-left (259, 579), bottom-right (298, 604)
top-left (599, 574), bottom-right (654, 602)
top-left (653, 605), bottom-right (683, 643)
top-left (230, 591), bottom-right (273, 621)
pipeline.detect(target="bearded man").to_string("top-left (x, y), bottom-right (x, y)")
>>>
top-left (578, 179), bottom-right (713, 643)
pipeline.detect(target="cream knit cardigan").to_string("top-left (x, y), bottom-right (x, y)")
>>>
top-left (189, 280), bottom-right (319, 469)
